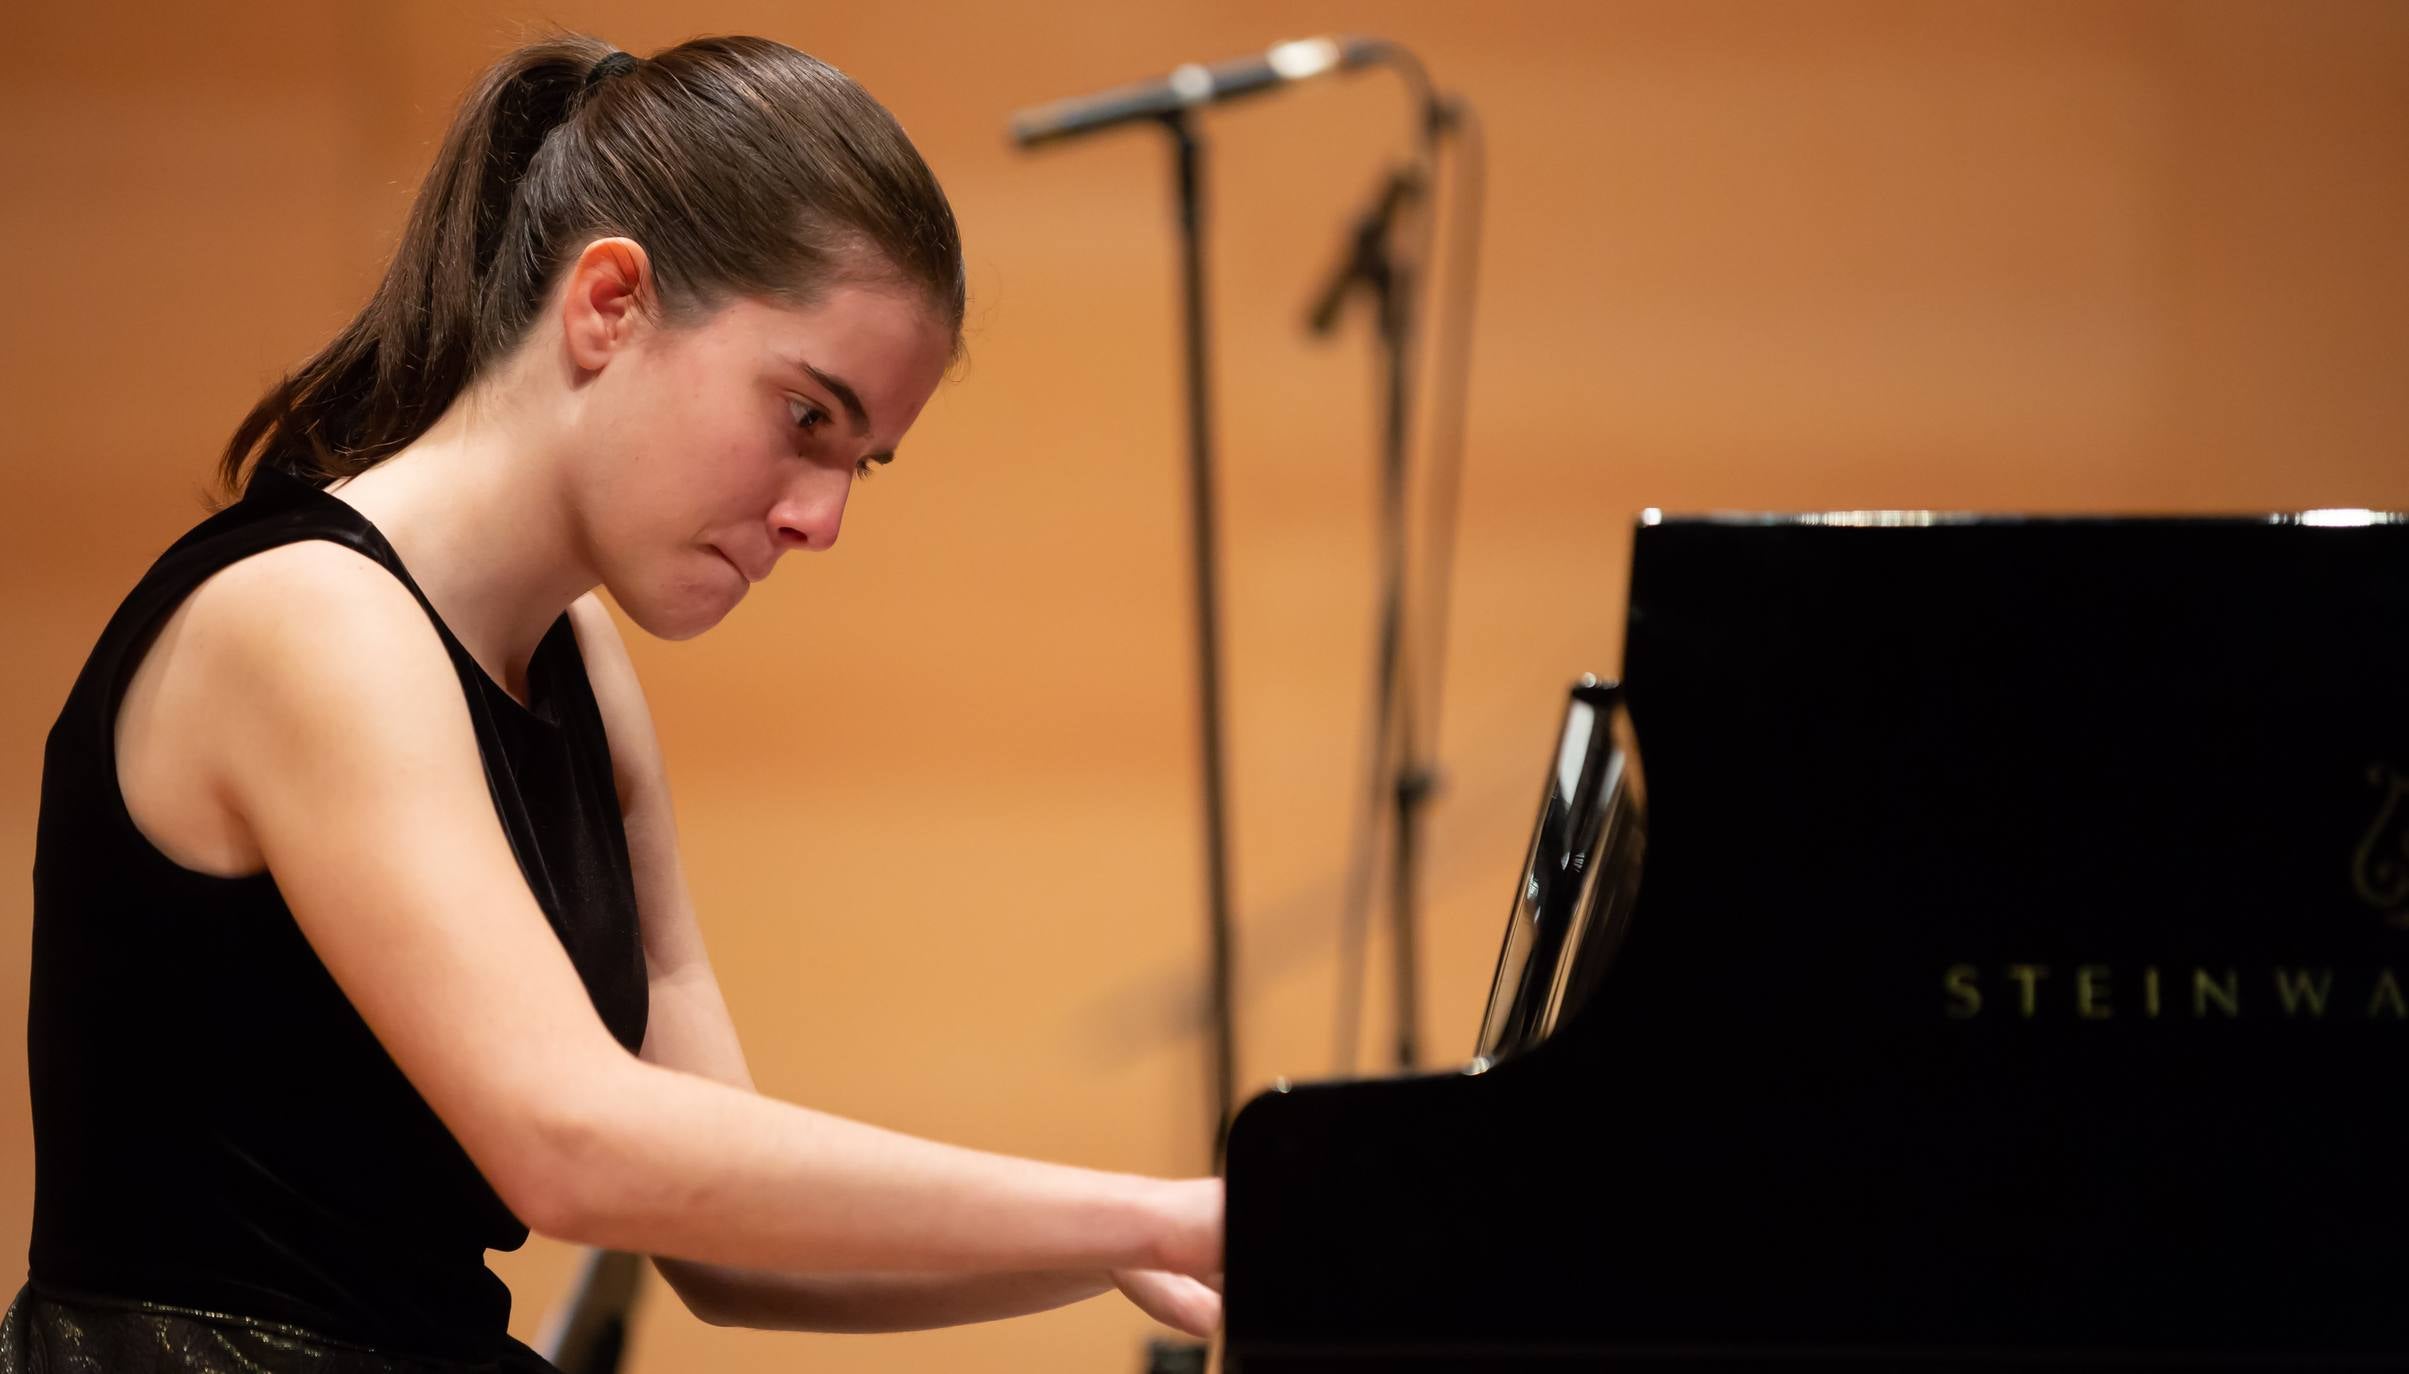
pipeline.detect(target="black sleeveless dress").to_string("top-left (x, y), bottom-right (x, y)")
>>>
top-left (2, 467), bottom-right (650, 1371)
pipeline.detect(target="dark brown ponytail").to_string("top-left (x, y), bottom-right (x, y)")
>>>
top-left (218, 33), bottom-right (964, 497)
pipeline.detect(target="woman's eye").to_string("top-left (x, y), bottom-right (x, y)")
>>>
top-left (853, 456), bottom-right (878, 481)
top-left (788, 398), bottom-right (829, 434)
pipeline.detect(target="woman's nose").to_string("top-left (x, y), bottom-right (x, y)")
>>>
top-left (771, 467), bottom-right (851, 554)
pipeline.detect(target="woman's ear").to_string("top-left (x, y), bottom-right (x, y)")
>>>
top-left (560, 236), bottom-right (654, 372)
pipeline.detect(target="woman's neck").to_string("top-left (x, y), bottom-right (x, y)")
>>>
top-left (322, 394), bottom-right (599, 706)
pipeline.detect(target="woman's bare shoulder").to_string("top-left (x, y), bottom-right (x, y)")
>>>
top-left (173, 537), bottom-right (464, 743)
top-left (116, 538), bottom-right (459, 875)
top-left (187, 538), bottom-right (434, 642)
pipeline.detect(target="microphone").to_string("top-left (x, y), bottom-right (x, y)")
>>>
top-left (1304, 165), bottom-right (1423, 337)
top-left (1010, 37), bottom-right (1390, 148)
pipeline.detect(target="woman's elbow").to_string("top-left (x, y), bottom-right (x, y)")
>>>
top-left (483, 1086), bottom-right (621, 1244)
top-left (500, 1164), bottom-right (592, 1244)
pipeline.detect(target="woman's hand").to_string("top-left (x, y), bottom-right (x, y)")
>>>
top-left (1122, 1175), bottom-right (1225, 1335)
top-left (1112, 1268), bottom-right (1222, 1338)
top-left (1153, 1176), bottom-right (1225, 1277)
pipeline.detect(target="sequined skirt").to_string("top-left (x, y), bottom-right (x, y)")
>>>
top-left (0, 1283), bottom-right (561, 1374)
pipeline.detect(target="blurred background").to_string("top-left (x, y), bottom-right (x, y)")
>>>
top-left (2, 1), bottom-right (2403, 1370)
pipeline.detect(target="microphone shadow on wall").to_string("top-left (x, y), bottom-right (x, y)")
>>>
top-left (1064, 745), bottom-right (1538, 1072)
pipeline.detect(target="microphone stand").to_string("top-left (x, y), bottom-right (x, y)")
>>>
top-left (534, 1249), bottom-right (643, 1374)
top-left (1150, 113), bottom-right (1232, 1373)
top-left (1009, 33), bottom-right (1425, 1162)
top-left (1161, 110), bottom-right (1242, 1163)
top-left (1308, 163), bottom-right (1431, 1071)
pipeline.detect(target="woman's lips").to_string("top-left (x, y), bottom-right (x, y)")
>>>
top-left (713, 547), bottom-right (756, 584)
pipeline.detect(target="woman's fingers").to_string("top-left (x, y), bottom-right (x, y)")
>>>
top-left (1112, 1268), bottom-right (1224, 1338)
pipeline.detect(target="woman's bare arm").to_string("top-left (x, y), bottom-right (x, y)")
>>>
top-left (562, 595), bottom-right (1216, 1336)
top-left (190, 544), bottom-right (1218, 1279)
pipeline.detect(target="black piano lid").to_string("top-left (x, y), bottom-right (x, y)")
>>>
top-left (1225, 510), bottom-right (2409, 1369)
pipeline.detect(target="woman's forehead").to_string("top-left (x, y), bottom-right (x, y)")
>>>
top-left (726, 284), bottom-right (938, 345)
top-left (713, 288), bottom-right (951, 426)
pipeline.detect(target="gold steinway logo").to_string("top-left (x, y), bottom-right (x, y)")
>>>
top-left (1944, 963), bottom-right (2409, 1021)
top-left (1945, 764), bottom-right (2409, 1022)
top-left (2355, 762), bottom-right (2409, 926)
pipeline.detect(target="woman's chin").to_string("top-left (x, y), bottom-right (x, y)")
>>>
top-left (617, 585), bottom-right (739, 642)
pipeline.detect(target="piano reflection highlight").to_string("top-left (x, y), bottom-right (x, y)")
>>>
top-left (1473, 676), bottom-right (1646, 1071)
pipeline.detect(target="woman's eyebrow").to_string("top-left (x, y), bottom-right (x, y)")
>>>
top-left (795, 359), bottom-right (874, 439)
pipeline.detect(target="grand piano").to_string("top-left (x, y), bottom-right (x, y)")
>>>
top-left (1224, 511), bottom-right (2409, 1369)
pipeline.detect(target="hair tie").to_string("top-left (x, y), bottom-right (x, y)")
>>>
top-left (583, 51), bottom-right (640, 94)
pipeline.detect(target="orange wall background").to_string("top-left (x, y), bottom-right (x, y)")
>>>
top-left (2, 2), bottom-right (2404, 1371)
